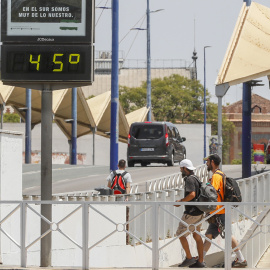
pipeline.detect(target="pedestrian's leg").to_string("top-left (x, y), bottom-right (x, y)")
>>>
top-left (193, 232), bottom-right (204, 263)
top-left (203, 234), bottom-right (213, 259)
top-left (179, 236), bottom-right (192, 259)
top-left (232, 236), bottom-right (246, 263)
top-left (232, 236), bottom-right (239, 251)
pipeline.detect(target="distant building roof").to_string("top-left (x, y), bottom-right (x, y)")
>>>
top-left (224, 94), bottom-right (270, 114)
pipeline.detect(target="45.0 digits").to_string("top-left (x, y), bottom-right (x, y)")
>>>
top-left (29, 53), bottom-right (81, 72)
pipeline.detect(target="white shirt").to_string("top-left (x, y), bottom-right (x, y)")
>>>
top-left (106, 169), bottom-right (132, 183)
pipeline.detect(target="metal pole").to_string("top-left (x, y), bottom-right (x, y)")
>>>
top-left (242, 83), bottom-right (252, 178)
top-left (20, 202), bottom-right (27, 267)
top-left (217, 96), bottom-right (223, 168)
top-left (0, 103), bottom-right (5, 129)
top-left (152, 203), bottom-right (159, 270)
top-left (204, 46), bottom-right (211, 161)
top-left (71, 88), bottom-right (77, 165)
top-left (41, 87), bottom-right (52, 267)
top-left (68, 140), bottom-right (72, 164)
top-left (25, 88), bottom-right (32, 164)
top-left (216, 83), bottom-right (229, 168)
top-left (110, 0), bottom-right (119, 171)
top-left (92, 127), bottom-right (96, 166)
top-left (242, 0), bottom-right (251, 178)
top-left (224, 204), bottom-right (232, 270)
top-left (146, 0), bottom-right (151, 121)
top-left (204, 50), bottom-right (206, 160)
top-left (82, 203), bottom-right (89, 270)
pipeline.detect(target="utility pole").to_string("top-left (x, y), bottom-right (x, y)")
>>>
top-left (146, 0), bottom-right (151, 121)
top-left (110, 0), bottom-right (119, 170)
top-left (204, 46), bottom-right (211, 161)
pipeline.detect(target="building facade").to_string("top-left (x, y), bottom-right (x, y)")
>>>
top-left (224, 94), bottom-right (270, 162)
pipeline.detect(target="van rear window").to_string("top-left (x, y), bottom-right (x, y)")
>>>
top-left (131, 125), bottom-right (164, 139)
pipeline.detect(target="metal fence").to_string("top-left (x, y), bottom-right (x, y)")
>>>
top-left (0, 200), bottom-right (270, 270)
top-left (14, 168), bottom-right (270, 269)
top-left (130, 164), bottom-right (209, 193)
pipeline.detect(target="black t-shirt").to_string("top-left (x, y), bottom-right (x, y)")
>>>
top-left (183, 174), bottom-right (204, 216)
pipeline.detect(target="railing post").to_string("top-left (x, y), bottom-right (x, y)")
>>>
top-left (139, 193), bottom-right (147, 242)
top-left (20, 202), bottom-right (27, 267)
top-left (152, 202), bottom-right (159, 270)
top-left (82, 202), bottom-right (89, 270)
top-left (225, 204), bottom-right (232, 270)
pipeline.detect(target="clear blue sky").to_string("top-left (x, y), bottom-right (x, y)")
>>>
top-left (95, 0), bottom-right (270, 105)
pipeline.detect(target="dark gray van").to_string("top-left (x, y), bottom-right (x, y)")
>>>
top-left (127, 122), bottom-right (186, 167)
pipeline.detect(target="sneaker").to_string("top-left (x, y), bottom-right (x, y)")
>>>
top-left (232, 259), bottom-right (248, 268)
top-left (178, 257), bottom-right (196, 267)
top-left (189, 260), bottom-right (206, 268)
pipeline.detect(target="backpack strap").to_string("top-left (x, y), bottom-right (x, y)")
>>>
top-left (190, 175), bottom-right (202, 199)
top-left (120, 171), bottom-right (128, 186)
top-left (213, 170), bottom-right (226, 201)
top-left (111, 170), bottom-right (117, 184)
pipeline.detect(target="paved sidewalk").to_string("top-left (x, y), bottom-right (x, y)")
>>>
top-left (257, 246), bottom-right (270, 268)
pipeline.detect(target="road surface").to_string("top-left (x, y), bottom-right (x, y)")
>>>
top-left (23, 163), bottom-right (270, 196)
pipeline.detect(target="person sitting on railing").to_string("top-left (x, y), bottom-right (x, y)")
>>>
top-left (203, 154), bottom-right (247, 268)
top-left (174, 159), bottom-right (205, 268)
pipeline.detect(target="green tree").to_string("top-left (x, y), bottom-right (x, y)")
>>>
top-left (120, 74), bottom-right (208, 123)
top-left (119, 74), bottom-right (235, 163)
top-left (3, 113), bottom-right (20, 123)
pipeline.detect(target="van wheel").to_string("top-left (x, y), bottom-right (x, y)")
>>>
top-left (141, 162), bottom-right (148, 167)
top-left (167, 153), bottom-right (174, 166)
top-left (128, 161), bottom-right (134, 167)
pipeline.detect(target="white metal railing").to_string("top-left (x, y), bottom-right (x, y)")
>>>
top-left (0, 200), bottom-right (269, 270)
top-left (17, 167), bottom-right (270, 269)
top-left (130, 164), bottom-right (209, 193)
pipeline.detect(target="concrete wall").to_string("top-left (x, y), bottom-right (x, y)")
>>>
top-left (0, 130), bottom-right (22, 200)
top-left (82, 68), bottom-right (192, 97)
top-left (3, 123), bottom-right (211, 167)
top-left (0, 130), bottom-right (23, 265)
top-left (175, 124), bottom-right (211, 166)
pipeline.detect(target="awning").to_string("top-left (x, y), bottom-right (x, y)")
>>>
top-left (217, 2), bottom-right (270, 86)
top-left (53, 88), bottom-right (95, 139)
top-left (87, 91), bottom-right (130, 141)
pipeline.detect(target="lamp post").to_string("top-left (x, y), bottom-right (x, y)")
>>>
top-left (146, 0), bottom-right (151, 121)
top-left (204, 46), bottom-right (211, 161)
top-left (132, 3), bottom-right (163, 121)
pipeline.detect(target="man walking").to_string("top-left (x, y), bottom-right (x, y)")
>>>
top-left (203, 154), bottom-right (247, 268)
top-left (175, 159), bottom-right (205, 268)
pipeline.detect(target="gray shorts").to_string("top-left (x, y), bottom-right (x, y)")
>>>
top-left (176, 213), bottom-right (204, 237)
top-left (205, 214), bottom-right (225, 239)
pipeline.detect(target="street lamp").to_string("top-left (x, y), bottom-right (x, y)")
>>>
top-left (204, 46), bottom-right (211, 161)
top-left (146, 0), bottom-right (151, 121)
top-left (132, 2), bottom-right (164, 121)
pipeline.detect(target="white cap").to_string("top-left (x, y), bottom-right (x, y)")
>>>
top-left (179, 159), bottom-right (196, 171)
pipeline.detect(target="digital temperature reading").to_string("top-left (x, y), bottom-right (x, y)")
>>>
top-left (11, 52), bottom-right (83, 73)
top-left (1, 44), bottom-right (93, 82)
top-left (1, 0), bottom-right (94, 87)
